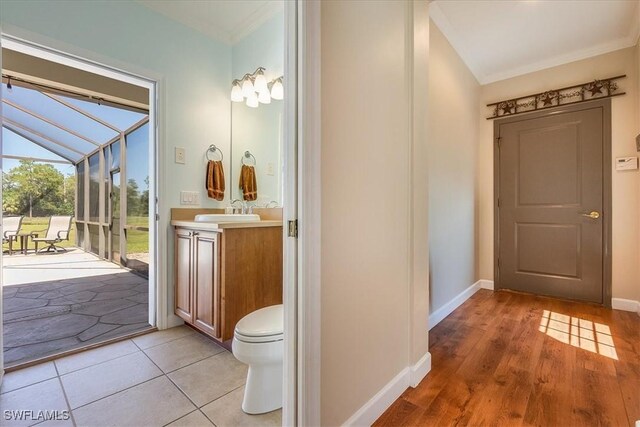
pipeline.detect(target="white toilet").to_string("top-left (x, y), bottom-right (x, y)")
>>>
top-left (232, 304), bottom-right (283, 414)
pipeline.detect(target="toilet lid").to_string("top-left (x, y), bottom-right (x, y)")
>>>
top-left (235, 304), bottom-right (283, 339)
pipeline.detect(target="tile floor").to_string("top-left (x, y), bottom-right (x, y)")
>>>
top-left (0, 326), bottom-right (282, 427)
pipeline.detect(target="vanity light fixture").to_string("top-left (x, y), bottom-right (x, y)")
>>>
top-left (231, 79), bottom-right (243, 102)
top-left (246, 91), bottom-right (259, 108)
top-left (253, 67), bottom-right (269, 94)
top-left (270, 77), bottom-right (284, 100)
top-left (231, 68), bottom-right (283, 105)
top-left (258, 89), bottom-right (271, 104)
top-left (241, 74), bottom-right (255, 98)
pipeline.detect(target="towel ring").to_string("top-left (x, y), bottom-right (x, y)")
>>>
top-left (206, 144), bottom-right (223, 161)
top-left (242, 150), bottom-right (256, 166)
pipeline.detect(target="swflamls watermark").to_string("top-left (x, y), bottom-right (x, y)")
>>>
top-left (4, 410), bottom-right (71, 422)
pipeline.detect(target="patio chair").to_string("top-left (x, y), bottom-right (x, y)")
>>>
top-left (2, 216), bottom-right (24, 255)
top-left (32, 216), bottom-right (73, 253)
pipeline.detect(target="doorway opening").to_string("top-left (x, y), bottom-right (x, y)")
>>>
top-left (1, 47), bottom-right (155, 368)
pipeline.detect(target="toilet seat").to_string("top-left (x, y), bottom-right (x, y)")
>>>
top-left (234, 305), bottom-right (283, 343)
top-left (235, 331), bottom-right (283, 344)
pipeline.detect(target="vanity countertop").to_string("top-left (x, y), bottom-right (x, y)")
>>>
top-left (171, 219), bottom-right (282, 231)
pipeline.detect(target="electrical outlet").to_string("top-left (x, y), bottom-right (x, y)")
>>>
top-left (180, 191), bottom-right (200, 205)
top-left (267, 162), bottom-right (275, 176)
top-left (175, 147), bottom-right (186, 164)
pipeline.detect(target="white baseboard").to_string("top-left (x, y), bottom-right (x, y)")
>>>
top-left (479, 279), bottom-right (494, 290)
top-left (410, 352), bottom-right (432, 387)
top-left (612, 298), bottom-right (640, 314)
top-left (165, 315), bottom-right (185, 329)
top-left (429, 280), bottom-right (487, 330)
top-left (343, 352), bottom-right (431, 426)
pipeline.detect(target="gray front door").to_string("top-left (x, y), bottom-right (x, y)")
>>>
top-left (496, 101), bottom-right (609, 304)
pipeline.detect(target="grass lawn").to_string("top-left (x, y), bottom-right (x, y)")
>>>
top-left (3, 217), bottom-right (149, 255)
top-left (125, 229), bottom-right (149, 255)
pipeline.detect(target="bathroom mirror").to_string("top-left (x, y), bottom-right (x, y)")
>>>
top-left (231, 7), bottom-right (284, 206)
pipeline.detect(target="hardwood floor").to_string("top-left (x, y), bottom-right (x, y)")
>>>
top-left (374, 290), bottom-right (640, 427)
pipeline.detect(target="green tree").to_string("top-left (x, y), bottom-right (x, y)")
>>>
top-left (126, 178), bottom-right (141, 217)
top-left (2, 160), bottom-right (75, 217)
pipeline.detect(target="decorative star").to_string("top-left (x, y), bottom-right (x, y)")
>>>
top-left (540, 92), bottom-right (555, 106)
top-left (501, 101), bottom-right (514, 115)
top-left (588, 81), bottom-right (603, 96)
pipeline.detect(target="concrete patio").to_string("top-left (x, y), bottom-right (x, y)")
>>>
top-left (3, 249), bottom-right (151, 367)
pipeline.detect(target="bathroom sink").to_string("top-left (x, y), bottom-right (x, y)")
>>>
top-left (194, 214), bottom-right (261, 223)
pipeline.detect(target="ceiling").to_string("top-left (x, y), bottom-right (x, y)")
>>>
top-left (137, 0), bottom-right (283, 45)
top-left (430, 0), bottom-right (640, 84)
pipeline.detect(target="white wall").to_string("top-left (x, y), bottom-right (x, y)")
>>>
top-left (0, 0), bottom-right (232, 322)
top-left (478, 47), bottom-right (640, 302)
top-left (427, 21), bottom-right (480, 313)
top-left (231, 11), bottom-right (284, 205)
top-left (321, 1), bottom-right (430, 425)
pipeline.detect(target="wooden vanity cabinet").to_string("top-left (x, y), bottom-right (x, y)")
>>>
top-left (175, 229), bottom-right (220, 337)
top-left (174, 225), bottom-right (283, 341)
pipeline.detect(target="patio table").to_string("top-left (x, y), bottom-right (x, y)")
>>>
top-left (16, 232), bottom-right (38, 255)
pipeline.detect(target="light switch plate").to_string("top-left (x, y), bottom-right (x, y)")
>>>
top-left (175, 147), bottom-right (185, 164)
top-left (180, 191), bottom-right (200, 205)
top-left (267, 162), bottom-right (275, 176)
top-left (615, 157), bottom-right (639, 171)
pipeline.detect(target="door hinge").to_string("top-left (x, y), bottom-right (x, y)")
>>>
top-left (155, 213), bottom-right (160, 221)
top-left (497, 198), bottom-right (501, 207)
top-left (288, 220), bottom-right (298, 238)
top-left (496, 136), bottom-right (502, 148)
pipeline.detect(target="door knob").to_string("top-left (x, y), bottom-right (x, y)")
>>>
top-left (581, 211), bottom-right (600, 219)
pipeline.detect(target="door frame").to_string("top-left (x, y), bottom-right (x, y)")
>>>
top-left (493, 98), bottom-right (612, 307)
top-left (0, 32), bottom-right (160, 367)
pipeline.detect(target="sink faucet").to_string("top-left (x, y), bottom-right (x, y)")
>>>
top-left (230, 199), bottom-right (243, 214)
top-left (231, 199), bottom-right (254, 215)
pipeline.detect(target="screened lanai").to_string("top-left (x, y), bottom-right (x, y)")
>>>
top-left (1, 76), bottom-right (150, 276)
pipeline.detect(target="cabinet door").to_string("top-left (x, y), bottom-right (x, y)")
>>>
top-left (175, 229), bottom-right (193, 322)
top-left (193, 231), bottom-right (220, 337)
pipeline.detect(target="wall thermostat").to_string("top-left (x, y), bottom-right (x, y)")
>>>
top-left (615, 157), bottom-right (639, 171)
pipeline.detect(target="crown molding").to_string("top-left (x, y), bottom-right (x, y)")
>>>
top-left (229, 2), bottom-right (283, 44)
top-left (429, 2), bottom-right (486, 83)
top-left (482, 37), bottom-right (638, 85)
top-left (137, 0), bottom-right (281, 46)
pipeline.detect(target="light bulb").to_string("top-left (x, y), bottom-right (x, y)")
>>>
top-left (241, 77), bottom-right (255, 98)
top-left (270, 78), bottom-right (283, 100)
top-left (258, 88), bottom-right (271, 104)
top-left (254, 70), bottom-right (268, 94)
top-left (246, 91), bottom-right (259, 108)
top-left (231, 81), bottom-right (243, 102)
